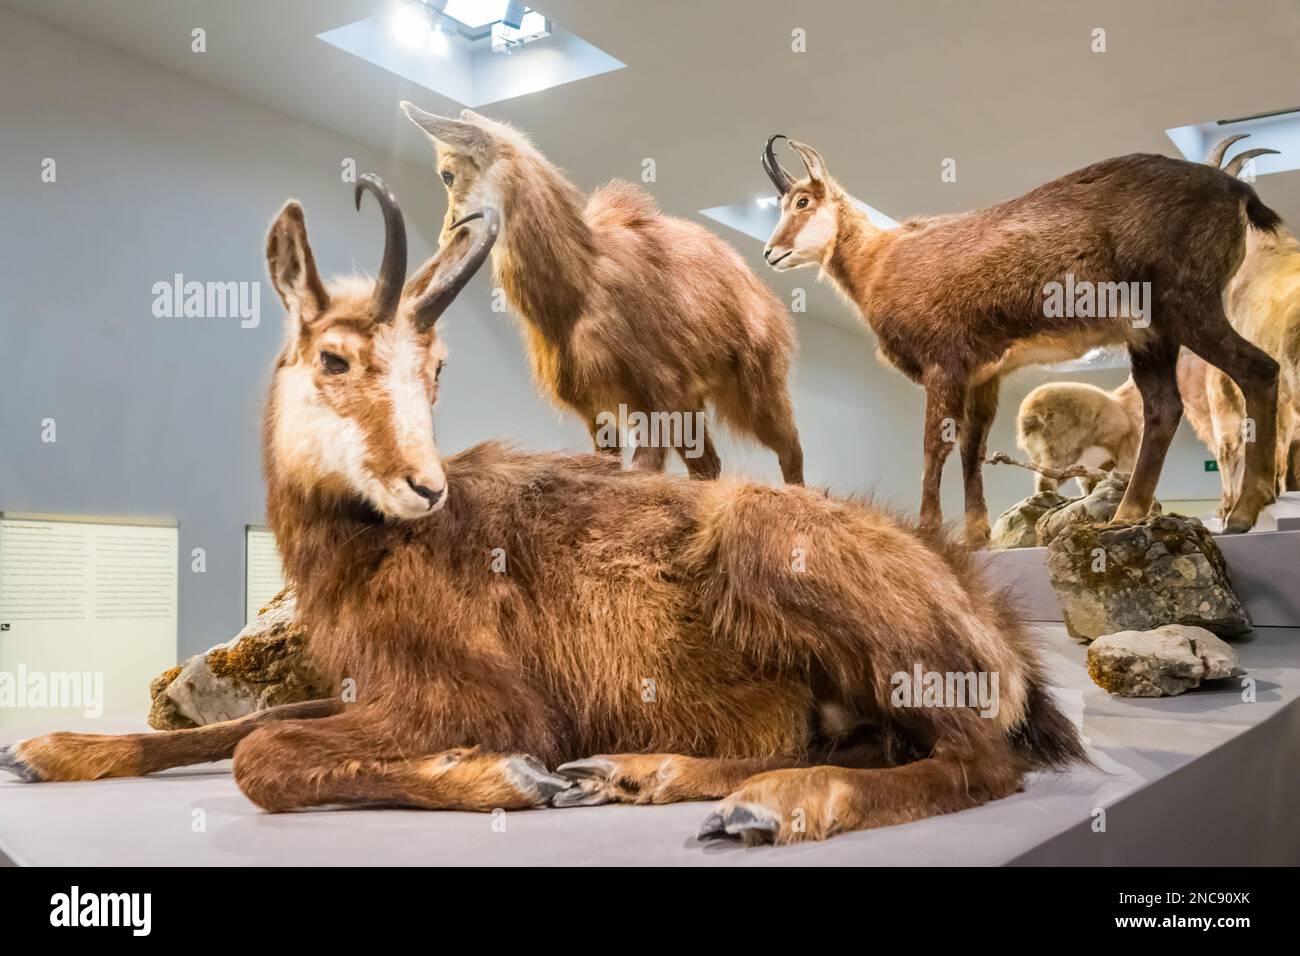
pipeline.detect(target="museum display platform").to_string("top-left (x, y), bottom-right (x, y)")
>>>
top-left (1, 621), bottom-right (1296, 866)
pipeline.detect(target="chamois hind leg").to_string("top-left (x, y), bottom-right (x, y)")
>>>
top-left (550, 754), bottom-right (802, 807)
top-left (1180, 309), bottom-right (1280, 533)
top-left (698, 742), bottom-right (1023, 846)
top-left (717, 363), bottom-right (805, 485)
top-left (919, 372), bottom-right (969, 534)
top-left (1, 698), bottom-right (341, 783)
top-left (1113, 337), bottom-right (1182, 524)
top-left (232, 709), bottom-right (570, 812)
top-left (1287, 440), bottom-right (1300, 492)
top-left (959, 376), bottom-right (1000, 548)
top-left (677, 412), bottom-right (723, 480)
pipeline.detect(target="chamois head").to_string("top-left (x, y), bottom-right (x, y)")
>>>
top-left (265, 173), bottom-right (498, 519)
top-left (400, 101), bottom-right (531, 248)
top-left (762, 135), bottom-right (838, 272)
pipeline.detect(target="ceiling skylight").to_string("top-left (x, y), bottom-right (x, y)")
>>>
top-left (317, 2), bottom-right (624, 107)
top-left (1166, 106), bottom-right (1299, 175)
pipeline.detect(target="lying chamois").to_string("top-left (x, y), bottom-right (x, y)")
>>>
top-left (400, 103), bottom-right (804, 484)
top-left (0, 176), bottom-right (1083, 845)
top-left (1016, 378), bottom-right (1143, 494)
top-left (761, 136), bottom-right (1283, 542)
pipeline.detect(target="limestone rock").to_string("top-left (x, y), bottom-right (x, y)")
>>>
top-left (1036, 473), bottom-right (1160, 548)
top-left (1045, 513), bottom-right (1251, 642)
top-left (989, 490), bottom-right (1070, 549)
top-left (1087, 624), bottom-right (1244, 697)
top-left (147, 588), bottom-right (325, 729)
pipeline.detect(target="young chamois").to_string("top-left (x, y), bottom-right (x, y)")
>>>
top-left (0, 176), bottom-right (1084, 845)
top-left (761, 135), bottom-right (1283, 543)
top-left (400, 102), bottom-right (804, 484)
top-left (1016, 378), bottom-right (1143, 495)
top-left (1015, 354), bottom-right (1215, 494)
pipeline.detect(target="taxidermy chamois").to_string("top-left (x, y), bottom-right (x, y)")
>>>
top-left (0, 176), bottom-right (1084, 845)
top-left (1020, 139), bottom-right (1300, 515)
top-left (401, 102), bottom-right (804, 484)
top-left (1201, 136), bottom-right (1300, 511)
top-left (760, 135), bottom-right (1283, 542)
top-left (1016, 378), bottom-right (1143, 495)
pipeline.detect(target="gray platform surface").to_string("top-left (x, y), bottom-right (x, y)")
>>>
top-left (1, 624), bottom-right (1297, 866)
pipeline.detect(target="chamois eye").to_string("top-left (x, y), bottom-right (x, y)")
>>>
top-left (796, 197), bottom-right (810, 209)
top-left (320, 351), bottom-right (349, 374)
top-left (435, 360), bottom-right (445, 381)
top-left (441, 169), bottom-right (454, 186)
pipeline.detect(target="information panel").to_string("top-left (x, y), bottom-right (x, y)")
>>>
top-left (245, 525), bottom-right (286, 623)
top-left (0, 513), bottom-right (178, 727)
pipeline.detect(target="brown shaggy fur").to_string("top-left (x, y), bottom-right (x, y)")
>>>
top-left (402, 103), bottom-right (804, 484)
top-left (1, 184), bottom-right (1084, 846)
top-left (763, 141), bottom-right (1283, 541)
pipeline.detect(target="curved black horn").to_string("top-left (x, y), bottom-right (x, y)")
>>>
top-left (1223, 147), bottom-right (1279, 178)
top-left (353, 173), bottom-right (408, 323)
top-left (412, 208), bottom-right (500, 331)
top-left (763, 134), bottom-right (795, 195)
top-left (1206, 133), bottom-right (1250, 168)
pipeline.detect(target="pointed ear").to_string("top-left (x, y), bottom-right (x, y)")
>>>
top-left (266, 201), bottom-right (329, 325)
top-left (401, 100), bottom-right (491, 162)
top-left (459, 108), bottom-right (488, 124)
top-left (788, 140), bottom-right (828, 183)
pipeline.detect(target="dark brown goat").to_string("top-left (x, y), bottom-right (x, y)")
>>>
top-left (762, 137), bottom-right (1283, 543)
top-left (401, 102), bottom-right (804, 484)
top-left (1, 176), bottom-right (1083, 846)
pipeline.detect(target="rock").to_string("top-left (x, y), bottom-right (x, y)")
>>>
top-left (989, 490), bottom-right (1071, 549)
top-left (1036, 473), bottom-right (1160, 548)
top-left (147, 588), bottom-right (326, 730)
top-left (1087, 624), bottom-right (1244, 697)
top-left (1045, 513), bottom-right (1251, 642)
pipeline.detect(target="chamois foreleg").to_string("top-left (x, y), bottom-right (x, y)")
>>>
top-left (232, 709), bottom-right (571, 812)
top-left (697, 741), bottom-right (1022, 845)
top-left (1, 698), bottom-right (341, 783)
top-left (1114, 338), bottom-right (1182, 523)
top-left (551, 754), bottom-right (803, 807)
top-left (960, 376), bottom-right (1000, 548)
top-left (919, 372), bottom-right (969, 533)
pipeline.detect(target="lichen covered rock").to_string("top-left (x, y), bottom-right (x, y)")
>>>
top-left (1045, 513), bottom-right (1251, 642)
top-left (1036, 474), bottom-right (1160, 548)
top-left (1087, 624), bottom-right (1243, 697)
top-left (148, 588), bottom-right (325, 729)
top-left (989, 490), bottom-right (1071, 549)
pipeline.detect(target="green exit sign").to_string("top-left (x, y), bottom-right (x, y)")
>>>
top-left (1205, 460), bottom-right (1219, 472)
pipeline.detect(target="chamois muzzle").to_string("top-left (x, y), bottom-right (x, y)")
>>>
top-left (354, 173), bottom-right (408, 323)
top-left (763, 134), bottom-right (796, 195)
top-left (411, 208), bottom-right (500, 331)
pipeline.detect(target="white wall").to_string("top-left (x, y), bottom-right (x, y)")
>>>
top-left (0, 7), bottom-right (1224, 659)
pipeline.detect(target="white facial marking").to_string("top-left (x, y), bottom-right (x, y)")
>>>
top-left (273, 363), bottom-right (372, 493)
top-left (792, 203), bottom-right (836, 260)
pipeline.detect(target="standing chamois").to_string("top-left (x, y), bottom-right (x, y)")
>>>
top-left (0, 176), bottom-right (1083, 845)
top-left (401, 102), bottom-right (804, 484)
top-left (761, 135), bottom-right (1283, 542)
